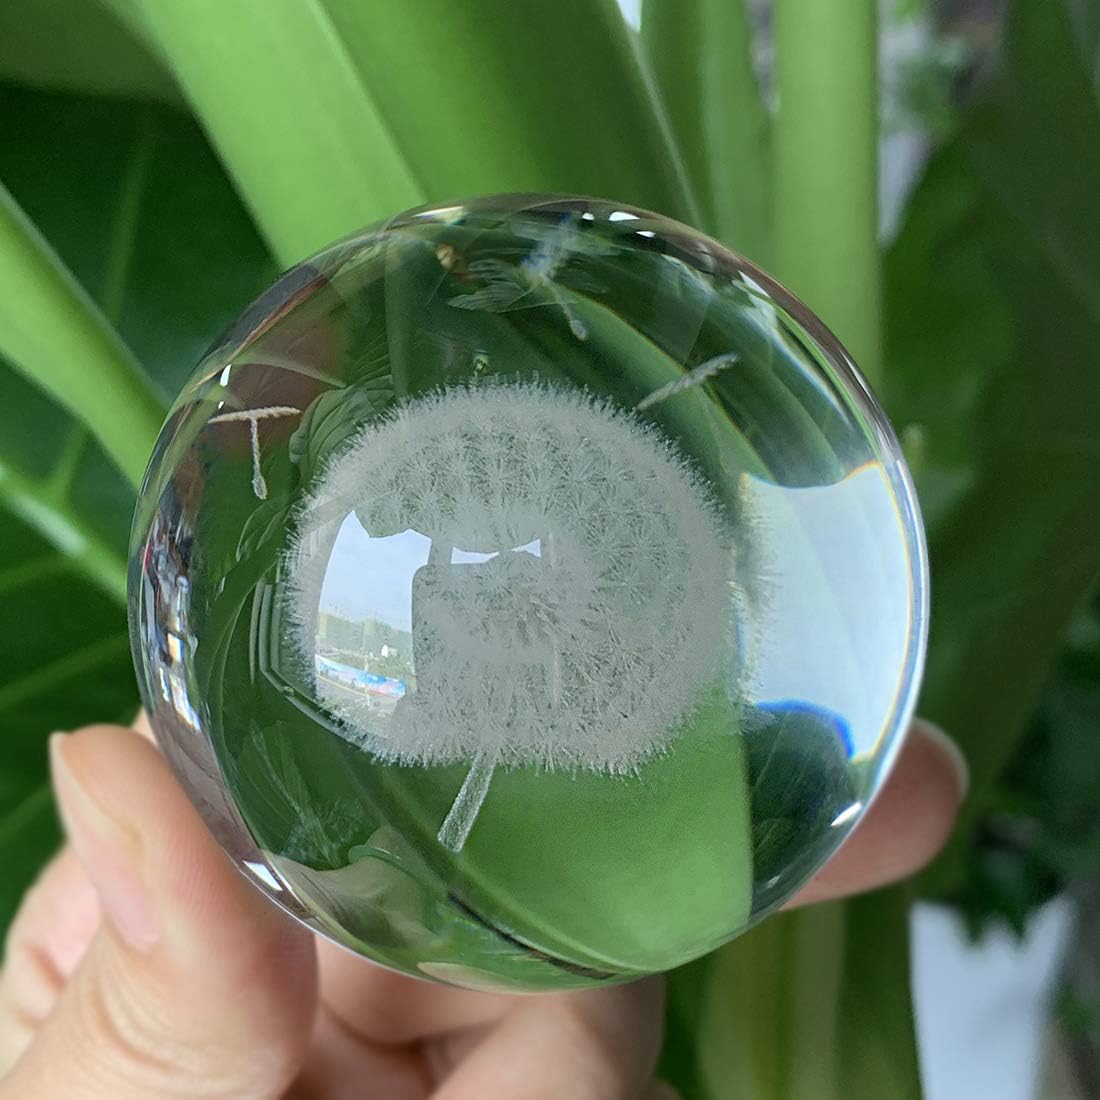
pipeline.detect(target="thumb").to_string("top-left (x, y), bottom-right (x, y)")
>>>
top-left (2, 726), bottom-right (317, 1100)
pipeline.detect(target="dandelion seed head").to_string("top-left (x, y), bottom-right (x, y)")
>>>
top-left (286, 382), bottom-right (741, 774)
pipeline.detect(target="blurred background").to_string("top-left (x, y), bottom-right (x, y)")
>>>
top-left (0, 1), bottom-right (1097, 1097)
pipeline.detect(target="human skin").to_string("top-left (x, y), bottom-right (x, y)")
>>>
top-left (0, 717), bottom-right (965, 1099)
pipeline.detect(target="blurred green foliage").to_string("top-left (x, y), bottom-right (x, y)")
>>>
top-left (0, 83), bottom-right (274, 927)
top-left (951, 597), bottom-right (1100, 938)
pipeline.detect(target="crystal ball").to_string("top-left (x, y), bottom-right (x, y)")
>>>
top-left (129, 194), bottom-right (927, 991)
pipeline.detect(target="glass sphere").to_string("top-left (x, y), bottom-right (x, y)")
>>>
top-left (129, 194), bottom-right (927, 991)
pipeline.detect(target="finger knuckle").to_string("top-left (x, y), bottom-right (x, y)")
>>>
top-left (72, 951), bottom-right (283, 1098)
top-left (79, 965), bottom-right (188, 1089)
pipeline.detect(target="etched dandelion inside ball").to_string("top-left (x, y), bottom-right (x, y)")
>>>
top-left (287, 383), bottom-right (736, 851)
top-left (130, 195), bottom-right (927, 991)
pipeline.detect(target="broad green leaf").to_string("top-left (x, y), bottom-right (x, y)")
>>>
top-left (882, 145), bottom-right (1013, 529)
top-left (110, 0), bottom-right (427, 267)
top-left (640, 0), bottom-right (772, 263)
top-left (0, 81), bottom-right (276, 591)
top-left (120, 0), bottom-right (702, 268)
top-left (882, 0), bottom-right (1100, 894)
top-left (0, 85), bottom-right (277, 400)
top-left (0, 83), bottom-right (274, 932)
top-left (0, 180), bottom-right (162, 487)
top-left (320, 0), bottom-right (701, 225)
top-left (772, 0), bottom-right (882, 382)
top-left (0, 0), bottom-right (175, 103)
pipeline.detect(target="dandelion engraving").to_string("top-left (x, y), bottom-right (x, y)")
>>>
top-left (209, 405), bottom-right (301, 499)
top-left (636, 353), bottom-right (740, 411)
top-left (447, 215), bottom-right (612, 341)
top-left (285, 383), bottom-right (738, 851)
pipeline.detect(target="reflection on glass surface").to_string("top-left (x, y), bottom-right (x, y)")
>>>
top-left (745, 463), bottom-right (914, 760)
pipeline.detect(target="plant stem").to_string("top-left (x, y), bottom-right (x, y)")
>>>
top-left (0, 183), bottom-right (164, 488)
top-left (0, 456), bottom-right (129, 604)
top-left (772, 0), bottom-right (882, 385)
top-left (839, 887), bottom-right (923, 1098)
top-left (781, 904), bottom-right (844, 1100)
top-left (694, 905), bottom-right (845, 1099)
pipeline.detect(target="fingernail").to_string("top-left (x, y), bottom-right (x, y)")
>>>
top-left (49, 733), bottom-right (161, 952)
top-left (912, 718), bottom-right (970, 801)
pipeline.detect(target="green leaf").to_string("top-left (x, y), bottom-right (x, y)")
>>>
top-left (1065, 0), bottom-right (1100, 88)
top-left (0, 0), bottom-right (176, 103)
top-left (772, 0), bottom-right (882, 382)
top-left (0, 432), bottom-right (129, 606)
top-left (947, 599), bottom-right (1100, 935)
top-left (883, 144), bottom-right (1013, 529)
top-left (640, 0), bottom-right (772, 262)
top-left (884, 0), bottom-right (1100, 894)
top-left (837, 888), bottom-right (922, 1099)
top-left (0, 504), bottom-right (137, 931)
top-left (0, 82), bottom-right (276, 595)
top-left (668, 904), bottom-right (845, 1100)
top-left (110, 0), bottom-right (427, 267)
top-left (0, 82), bottom-right (275, 933)
top-left (0, 84), bottom-right (183, 490)
top-left (0, 84), bottom-right (276, 400)
top-left (0, 178), bottom-right (162, 487)
top-left (120, 0), bottom-right (702, 268)
top-left (663, 889), bottom-right (920, 1100)
top-left (319, 0), bottom-right (701, 223)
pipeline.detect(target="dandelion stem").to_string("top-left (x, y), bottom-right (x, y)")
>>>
top-left (249, 416), bottom-right (266, 499)
top-left (437, 747), bottom-right (498, 852)
top-left (209, 404), bottom-right (300, 500)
